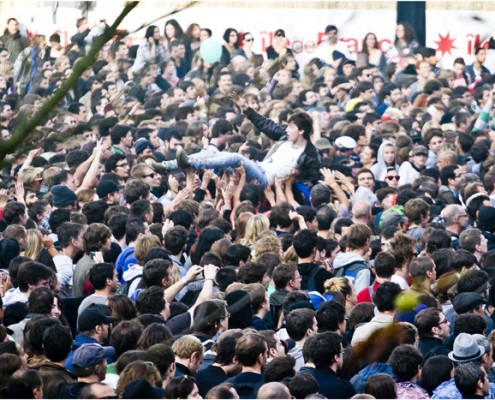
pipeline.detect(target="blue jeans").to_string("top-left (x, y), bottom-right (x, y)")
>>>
top-left (189, 152), bottom-right (269, 187)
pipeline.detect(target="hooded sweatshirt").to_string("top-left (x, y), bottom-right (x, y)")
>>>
top-left (370, 140), bottom-right (398, 181)
top-left (122, 263), bottom-right (143, 298)
top-left (333, 252), bottom-right (370, 293)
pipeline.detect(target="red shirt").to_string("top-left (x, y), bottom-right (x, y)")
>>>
top-left (356, 281), bottom-right (381, 304)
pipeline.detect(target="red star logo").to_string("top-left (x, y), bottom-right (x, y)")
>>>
top-left (434, 32), bottom-right (457, 57)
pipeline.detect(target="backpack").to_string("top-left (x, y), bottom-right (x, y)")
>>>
top-left (304, 265), bottom-right (321, 292)
top-left (116, 274), bottom-right (141, 295)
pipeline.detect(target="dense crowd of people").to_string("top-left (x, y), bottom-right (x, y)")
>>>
top-left (0, 11), bottom-right (495, 399)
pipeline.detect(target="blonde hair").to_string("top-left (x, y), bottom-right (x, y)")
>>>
top-left (24, 229), bottom-right (43, 261)
top-left (77, 189), bottom-right (96, 204)
top-left (53, 55), bottom-right (70, 73)
top-left (234, 211), bottom-right (254, 243)
top-left (253, 231), bottom-right (281, 259)
top-left (324, 277), bottom-right (352, 296)
top-left (134, 235), bottom-right (161, 265)
top-left (240, 214), bottom-right (270, 248)
top-left (171, 334), bottom-right (204, 359)
top-left (18, 167), bottom-right (42, 187)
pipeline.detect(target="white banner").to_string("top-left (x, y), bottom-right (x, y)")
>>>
top-left (7, 3), bottom-right (495, 69)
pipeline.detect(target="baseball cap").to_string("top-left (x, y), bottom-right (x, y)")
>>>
top-left (410, 145), bottom-right (428, 157)
top-left (78, 308), bottom-right (118, 332)
top-left (96, 180), bottom-right (123, 198)
top-left (335, 136), bottom-right (356, 151)
top-left (315, 137), bottom-right (332, 151)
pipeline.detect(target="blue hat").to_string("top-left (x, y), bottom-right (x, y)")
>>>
top-left (51, 185), bottom-right (77, 207)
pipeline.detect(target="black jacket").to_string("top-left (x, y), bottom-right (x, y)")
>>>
top-left (312, 368), bottom-right (356, 399)
top-left (418, 337), bottom-right (450, 361)
top-left (244, 108), bottom-right (322, 186)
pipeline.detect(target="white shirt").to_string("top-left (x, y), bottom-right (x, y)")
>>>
top-left (259, 142), bottom-right (304, 185)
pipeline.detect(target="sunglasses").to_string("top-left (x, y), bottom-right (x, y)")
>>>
top-left (385, 175), bottom-right (400, 181)
top-left (144, 172), bottom-right (157, 178)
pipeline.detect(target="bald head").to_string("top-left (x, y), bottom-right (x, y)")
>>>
top-left (442, 204), bottom-right (468, 228)
top-left (257, 382), bottom-right (291, 399)
top-left (352, 200), bottom-right (372, 221)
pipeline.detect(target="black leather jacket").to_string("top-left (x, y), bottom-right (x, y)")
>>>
top-left (244, 108), bottom-right (322, 186)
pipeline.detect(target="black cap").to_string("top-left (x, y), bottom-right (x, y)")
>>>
top-left (78, 309), bottom-right (118, 332)
top-left (96, 180), bottom-right (122, 198)
top-left (452, 292), bottom-right (487, 314)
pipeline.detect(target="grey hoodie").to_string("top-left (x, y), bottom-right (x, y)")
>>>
top-left (333, 252), bottom-right (371, 293)
top-left (370, 140), bottom-right (398, 181)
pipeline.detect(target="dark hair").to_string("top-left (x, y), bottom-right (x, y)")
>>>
top-left (17, 262), bottom-right (53, 292)
top-left (142, 259), bottom-right (171, 288)
top-left (453, 314), bottom-right (487, 337)
top-left (457, 269), bottom-right (488, 294)
top-left (214, 331), bottom-right (244, 365)
top-left (426, 229), bottom-right (452, 254)
top-left (6, 369), bottom-right (43, 399)
top-left (421, 355), bottom-right (454, 396)
top-left (192, 300), bottom-right (228, 335)
top-left (288, 373), bottom-right (319, 399)
top-left (24, 316), bottom-right (61, 356)
top-left (191, 227), bottom-right (224, 265)
top-left (414, 308), bottom-right (441, 339)
top-left (43, 324), bottom-right (73, 362)
top-left (57, 222), bottom-right (85, 248)
top-left (165, 376), bottom-right (197, 399)
top-left (164, 226), bottom-right (188, 255)
top-left (238, 262), bottom-right (268, 284)
top-left (293, 229), bottom-right (318, 258)
top-left (374, 251), bottom-right (396, 278)
top-left (263, 355), bottom-right (296, 383)
top-left (455, 362), bottom-right (486, 398)
top-left (286, 308), bottom-right (316, 341)
top-left (89, 262), bottom-right (115, 290)
top-left (136, 286), bottom-right (165, 315)
top-left (316, 205), bottom-right (337, 231)
top-left (223, 244), bottom-right (251, 267)
top-left (310, 332), bottom-right (343, 369)
top-left (389, 344), bottom-right (423, 381)
top-left (26, 286), bottom-right (53, 315)
top-left (110, 320), bottom-right (144, 358)
top-left (235, 332), bottom-right (267, 367)
top-left (374, 282), bottom-right (402, 312)
top-left (136, 322), bottom-right (173, 350)
top-left (363, 373), bottom-right (397, 399)
top-left (125, 218), bottom-right (147, 245)
top-left (316, 301), bottom-right (345, 332)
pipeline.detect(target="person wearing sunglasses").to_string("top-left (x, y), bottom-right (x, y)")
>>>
top-left (398, 145), bottom-right (428, 186)
top-left (234, 32), bottom-right (257, 62)
top-left (384, 167), bottom-right (400, 188)
top-left (266, 29), bottom-right (293, 60)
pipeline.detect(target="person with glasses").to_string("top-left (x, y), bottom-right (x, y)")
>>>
top-left (415, 307), bottom-right (451, 361)
top-left (105, 153), bottom-right (130, 180)
top-left (191, 300), bottom-right (229, 351)
top-left (266, 28), bottom-right (293, 60)
top-left (441, 205), bottom-right (469, 250)
top-left (220, 28), bottom-right (239, 66)
top-left (234, 32), bottom-right (257, 62)
top-left (439, 165), bottom-right (465, 206)
top-left (398, 145), bottom-right (428, 186)
top-left (383, 167), bottom-right (400, 188)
